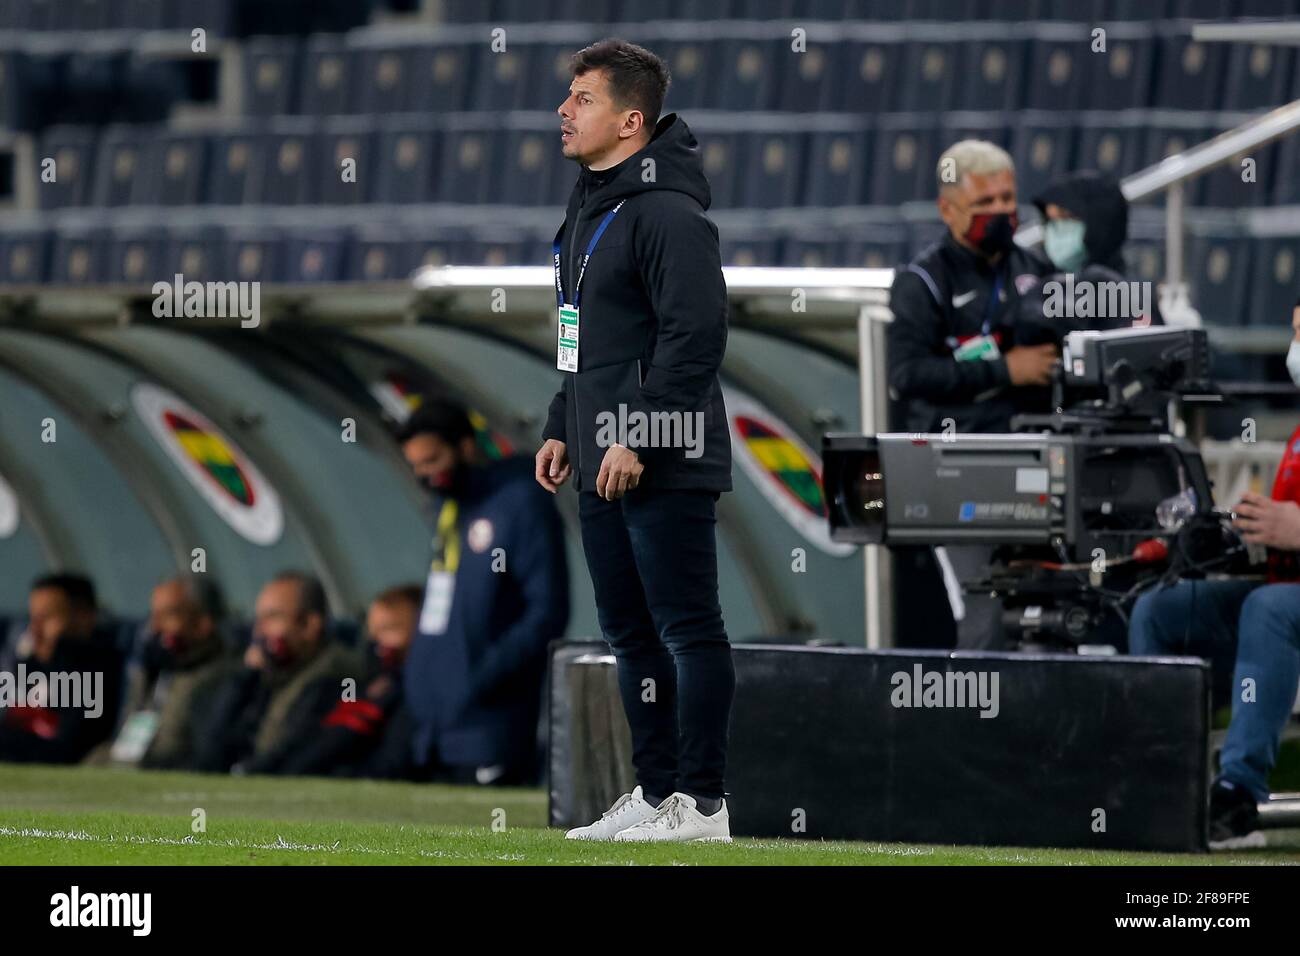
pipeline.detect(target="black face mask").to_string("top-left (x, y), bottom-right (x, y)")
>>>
top-left (420, 461), bottom-right (468, 500)
top-left (963, 211), bottom-right (1019, 257)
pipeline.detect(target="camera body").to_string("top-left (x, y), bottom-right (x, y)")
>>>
top-left (825, 327), bottom-right (1245, 646)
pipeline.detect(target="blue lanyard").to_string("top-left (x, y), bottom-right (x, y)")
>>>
top-left (980, 271), bottom-right (1004, 337)
top-left (552, 200), bottom-right (625, 309)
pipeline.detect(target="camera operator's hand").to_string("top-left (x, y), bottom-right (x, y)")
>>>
top-left (1004, 343), bottom-right (1059, 386)
top-left (1235, 492), bottom-right (1300, 551)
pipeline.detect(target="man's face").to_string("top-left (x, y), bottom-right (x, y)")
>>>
top-left (557, 68), bottom-right (635, 166)
top-left (252, 579), bottom-right (320, 666)
top-left (366, 600), bottom-right (416, 670)
top-left (939, 169), bottom-right (1018, 247)
top-left (27, 587), bottom-right (90, 662)
top-left (148, 580), bottom-right (212, 655)
top-left (402, 433), bottom-right (469, 493)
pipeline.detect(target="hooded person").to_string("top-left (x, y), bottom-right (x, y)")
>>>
top-left (1017, 171), bottom-right (1162, 343)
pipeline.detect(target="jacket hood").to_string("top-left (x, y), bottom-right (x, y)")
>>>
top-left (1034, 172), bottom-right (1128, 272)
top-left (576, 113), bottom-right (711, 210)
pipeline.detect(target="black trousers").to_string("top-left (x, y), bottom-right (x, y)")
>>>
top-left (578, 488), bottom-right (735, 801)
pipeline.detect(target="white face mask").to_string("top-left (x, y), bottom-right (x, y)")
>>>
top-left (1288, 339), bottom-right (1300, 387)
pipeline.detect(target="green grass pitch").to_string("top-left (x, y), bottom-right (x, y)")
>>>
top-left (1, 764), bottom-right (1297, 865)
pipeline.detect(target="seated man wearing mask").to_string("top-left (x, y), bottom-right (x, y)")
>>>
top-left (273, 584), bottom-right (422, 778)
top-left (196, 571), bottom-right (360, 775)
top-left (91, 576), bottom-right (240, 769)
top-left (888, 139), bottom-right (1054, 650)
top-left (1130, 298), bottom-right (1300, 848)
top-left (399, 401), bottom-right (569, 785)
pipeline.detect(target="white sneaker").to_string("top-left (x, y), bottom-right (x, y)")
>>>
top-left (613, 792), bottom-right (732, 843)
top-left (564, 786), bottom-right (660, 841)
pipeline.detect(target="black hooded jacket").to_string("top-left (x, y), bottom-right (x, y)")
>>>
top-left (541, 113), bottom-right (732, 493)
top-left (1034, 172), bottom-right (1128, 273)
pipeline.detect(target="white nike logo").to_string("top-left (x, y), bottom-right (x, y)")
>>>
top-left (952, 290), bottom-right (977, 308)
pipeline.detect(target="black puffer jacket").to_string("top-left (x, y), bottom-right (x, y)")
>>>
top-left (542, 113), bottom-right (732, 493)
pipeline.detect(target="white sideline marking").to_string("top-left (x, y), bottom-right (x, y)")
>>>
top-left (0, 825), bottom-right (528, 862)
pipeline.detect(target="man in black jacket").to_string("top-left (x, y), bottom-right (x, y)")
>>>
top-left (535, 38), bottom-right (734, 843)
top-left (887, 140), bottom-right (1054, 651)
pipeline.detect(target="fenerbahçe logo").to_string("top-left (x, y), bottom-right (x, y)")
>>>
top-left (131, 382), bottom-right (283, 545)
top-left (724, 389), bottom-right (854, 557)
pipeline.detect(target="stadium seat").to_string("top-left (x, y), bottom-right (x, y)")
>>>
top-left (1011, 121), bottom-right (1077, 205)
top-left (500, 128), bottom-right (559, 206)
top-left (317, 119), bottom-right (376, 204)
top-left (92, 125), bottom-right (148, 207)
top-left (344, 226), bottom-right (421, 281)
top-left (0, 228), bottom-right (50, 284)
top-left (774, 38), bottom-right (840, 113)
top-left (352, 45), bottom-right (411, 116)
top-left (526, 43), bottom-right (578, 112)
top-left (299, 37), bottom-right (353, 116)
top-left (738, 131), bottom-right (805, 209)
top-left (1274, 130), bottom-right (1300, 205)
top-left (1186, 232), bottom-right (1252, 326)
top-left (471, 44), bottom-right (535, 113)
top-left (836, 40), bottom-right (903, 113)
top-left (242, 37), bottom-right (300, 116)
top-left (1024, 36), bottom-right (1084, 112)
top-left (1153, 32), bottom-right (1227, 112)
top-left (955, 39), bottom-right (1028, 113)
top-left (659, 40), bottom-right (715, 112)
top-left (374, 121), bottom-right (439, 204)
top-left (1201, 139), bottom-right (1280, 208)
top-left (255, 122), bottom-right (322, 205)
top-left (782, 237), bottom-right (848, 268)
top-left (207, 130), bottom-right (268, 205)
top-left (804, 128), bottom-right (871, 207)
top-left (146, 132), bottom-right (212, 207)
top-left (436, 128), bottom-right (499, 205)
top-left (1075, 119), bottom-right (1145, 182)
top-left (37, 126), bottom-right (98, 208)
top-left (223, 228), bottom-right (289, 283)
top-left (1143, 125), bottom-right (1213, 205)
top-left (719, 235), bottom-right (780, 266)
top-left (716, 39), bottom-right (781, 113)
top-left (1221, 43), bottom-right (1295, 112)
top-left (868, 119), bottom-right (938, 204)
top-left (842, 227), bottom-right (909, 269)
top-left (1246, 235), bottom-right (1300, 327)
top-left (405, 43), bottom-right (475, 114)
top-left (697, 130), bottom-right (745, 209)
top-left (49, 227), bottom-right (110, 284)
top-left (897, 41), bottom-right (958, 114)
top-left (104, 229), bottom-right (167, 284)
top-left (1082, 30), bottom-right (1156, 111)
top-left (164, 225), bottom-right (225, 282)
top-left (284, 230), bottom-right (349, 282)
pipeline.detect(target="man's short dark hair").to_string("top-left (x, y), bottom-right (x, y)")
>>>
top-left (167, 575), bottom-right (226, 624)
top-left (396, 399), bottom-right (476, 447)
top-left (31, 572), bottom-right (97, 613)
top-left (371, 584), bottom-right (424, 614)
top-left (270, 571), bottom-right (328, 621)
top-left (571, 38), bottom-right (671, 132)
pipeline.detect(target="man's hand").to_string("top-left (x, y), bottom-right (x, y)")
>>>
top-left (1235, 492), bottom-right (1300, 551)
top-left (1004, 344), bottom-right (1060, 386)
top-left (535, 439), bottom-right (571, 493)
top-left (1291, 302), bottom-right (1299, 341)
top-left (596, 444), bottom-right (644, 501)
